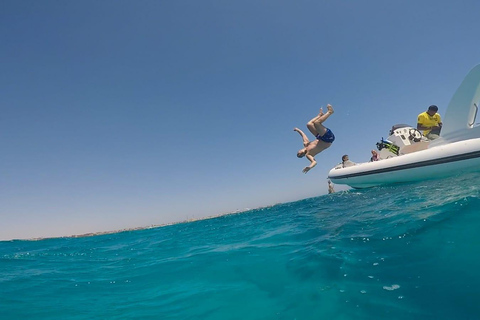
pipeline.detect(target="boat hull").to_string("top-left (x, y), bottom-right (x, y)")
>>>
top-left (328, 138), bottom-right (480, 188)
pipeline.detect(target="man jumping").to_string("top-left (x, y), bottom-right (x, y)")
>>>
top-left (294, 104), bottom-right (335, 173)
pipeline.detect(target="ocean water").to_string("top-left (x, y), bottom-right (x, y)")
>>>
top-left (2, 174), bottom-right (480, 320)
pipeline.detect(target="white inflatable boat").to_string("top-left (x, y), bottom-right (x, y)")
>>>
top-left (328, 64), bottom-right (480, 188)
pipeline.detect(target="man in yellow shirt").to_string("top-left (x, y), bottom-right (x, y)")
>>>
top-left (417, 105), bottom-right (442, 140)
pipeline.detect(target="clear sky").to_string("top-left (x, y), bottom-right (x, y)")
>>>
top-left (2, 0), bottom-right (480, 240)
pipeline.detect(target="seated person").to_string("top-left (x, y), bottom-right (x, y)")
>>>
top-left (341, 154), bottom-right (356, 168)
top-left (370, 150), bottom-right (380, 162)
top-left (417, 105), bottom-right (442, 140)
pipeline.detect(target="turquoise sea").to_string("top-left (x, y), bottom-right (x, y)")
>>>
top-left (2, 173), bottom-right (480, 320)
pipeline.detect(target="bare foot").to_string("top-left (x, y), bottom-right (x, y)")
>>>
top-left (327, 104), bottom-right (334, 114)
top-left (294, 127), bottom-right (300, 131)
top-left (318, 108), bottom-right (324, 117)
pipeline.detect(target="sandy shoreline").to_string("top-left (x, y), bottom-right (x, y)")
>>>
top-left (24, 206), bottom-right (274, 241)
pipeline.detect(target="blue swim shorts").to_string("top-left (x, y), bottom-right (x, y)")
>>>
top-left (316, 128), bottom-right (335, 143)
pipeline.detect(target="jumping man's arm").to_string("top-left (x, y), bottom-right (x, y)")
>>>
top-left (294, 128), bottom-right (310, 147)
top-left (302, 154), bottom-right (317, 173)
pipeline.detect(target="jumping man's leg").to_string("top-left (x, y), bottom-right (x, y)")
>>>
top-left (314, 105), bottom-right (334, 124)
top-left (313, 105), bottom-right (334, 136)
top-left (307, 108), bottom-right (324, 136)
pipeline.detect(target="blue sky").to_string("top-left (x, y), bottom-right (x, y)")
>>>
top-left (2, 0), bottom-right (480, 240)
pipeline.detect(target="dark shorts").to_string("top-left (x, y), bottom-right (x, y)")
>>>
top-left (316, 128), bottom-right (335, 143)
